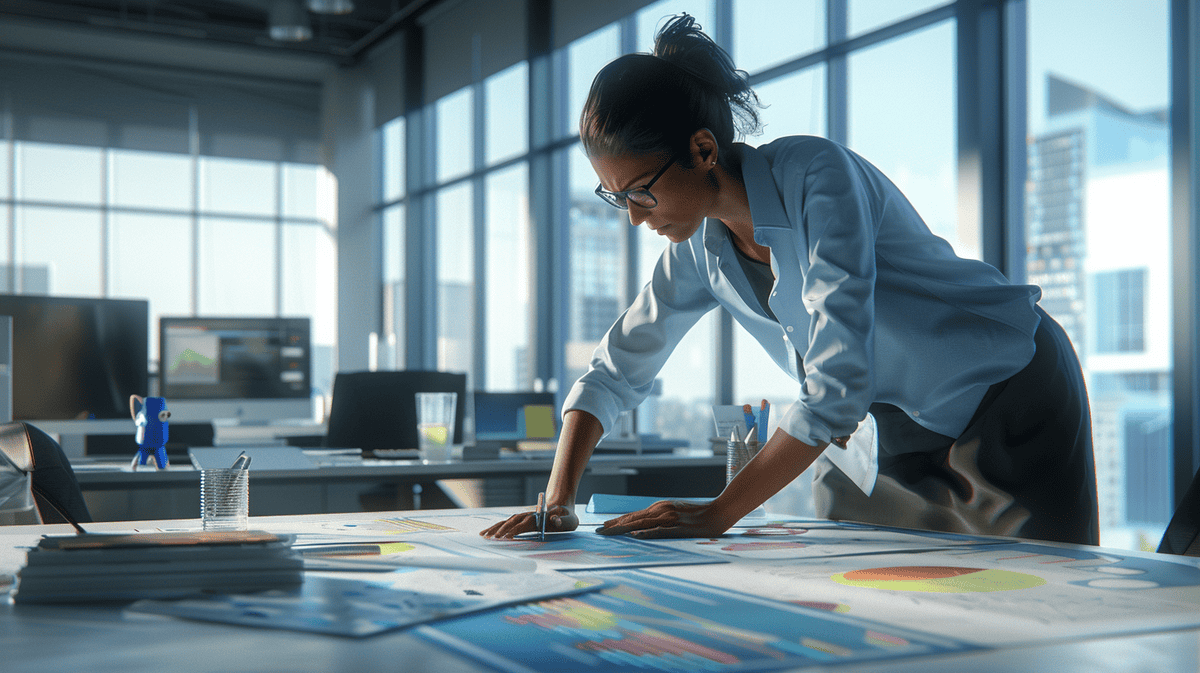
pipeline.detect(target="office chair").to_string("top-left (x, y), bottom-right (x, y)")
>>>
top-left (325, 370), bottom-right (467, 451)
top-left (1158, 467), bottom-right (1200, 556)
top-left (0, 422), bottom-right (91, 526)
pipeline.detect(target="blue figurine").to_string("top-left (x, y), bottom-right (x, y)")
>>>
top-left (130, 395), bottom-right (170, 470)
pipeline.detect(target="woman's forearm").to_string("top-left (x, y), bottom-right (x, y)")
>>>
top-left (545, 409), bottom-right (605, 511)
top-left (710, 427), bottom-right (827, 529)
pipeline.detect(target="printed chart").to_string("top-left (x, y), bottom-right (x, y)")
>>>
top-left (129, 569), bottom-right (603, 637)
top-left (650, 542), bottom-right (1200, 645)
top-left (420, 570), bottom-right (976, 673)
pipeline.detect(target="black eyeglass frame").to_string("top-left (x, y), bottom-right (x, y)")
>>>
top-left (594, 155), bottom-right (677, 210)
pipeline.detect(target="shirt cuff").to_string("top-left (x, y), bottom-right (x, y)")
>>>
top-left (560, 380), bottom-right (623, 439)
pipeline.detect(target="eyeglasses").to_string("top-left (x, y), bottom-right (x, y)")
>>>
top-left (594, 156), bottom-right (676, 210)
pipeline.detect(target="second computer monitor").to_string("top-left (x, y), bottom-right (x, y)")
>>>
top-left (159, 316), bottom-right (311, 423)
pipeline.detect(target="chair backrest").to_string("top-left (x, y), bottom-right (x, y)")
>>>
top-left (1159, 467), bottom-right (1200, 556)
top-left (325, 371), bottom-right (467, 451)
top-left (0, 422), bottom-right (91, 526)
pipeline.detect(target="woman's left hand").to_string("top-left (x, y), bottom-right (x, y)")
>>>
top-left (595, 500), bottom-right (731, 539)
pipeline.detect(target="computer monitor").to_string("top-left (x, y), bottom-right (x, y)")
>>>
top-left (473, 391), bottom-right (557, 441)
top-left (0, 294), bottom-right (149, 422)
top-left (158, 316), bottom-right (312, 424)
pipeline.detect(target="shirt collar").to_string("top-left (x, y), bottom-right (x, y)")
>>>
top-left (702, 143), bottom-right (792, 257)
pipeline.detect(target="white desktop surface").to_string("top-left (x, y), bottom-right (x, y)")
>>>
top-left (2, 510), bottom-right (1200, 673)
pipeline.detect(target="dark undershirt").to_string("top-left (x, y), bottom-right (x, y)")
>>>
top-left (731, 238), bottom-right (777, 322)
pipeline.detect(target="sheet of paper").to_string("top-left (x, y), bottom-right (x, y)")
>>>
top-left (419, 569), bottom-right (977, 672)
top-left (128, 569), bottom-right (604, 637)
top-left (578, 493), bottom-right (767, 526)
top-left (644, 542), bottom-right (1200, 645)
top-left (638, 520), bottom-right (1004, 561)
top-left (446, 530), bottom-right (728, 571)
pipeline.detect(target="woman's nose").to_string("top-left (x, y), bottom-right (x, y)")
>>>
top-left (627, 205), bottom-right (649, 228)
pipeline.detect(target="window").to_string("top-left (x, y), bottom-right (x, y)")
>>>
top-left (15, 143), bottom-right (102, 204)
top-left (849, 0), bottom-right (950, 38)
top-left (381, 117), bottom-right (406, 204)
top-left (564, 147), bottom-right (627, 388)
top-left (1027, 0), bottom-right (1171, 549)
top-left (110, 149), bottom-right (191, 211)
top-left (436, 87), bottom-right (474, 183)
top-left (1095, 269), bottom-right (1146, 354)
top-left (848, 20), bottom-right (961, 256)
top-left (197, 217), bottom-right (277, 315)
top-left (436, 182), bottom-right (474, 376)
top-left (485, 63), bottom-right (529, 166)
top-left (14, 206), bottom-right (102, 296)
top-left (109, 212), bottom-right (192, 358)
top-left (734, 0), bottom-right (824, 75)
top-left (564, 25), bottom-right (620, 142)
top-left (485, 164), bottom-right (532, 391)
top-left (382, 204), bottom-right (406, 371)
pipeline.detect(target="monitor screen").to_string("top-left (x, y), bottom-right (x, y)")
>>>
top-left (0, 294), bottom-right (149, 421)
top-left (473, 391), bottom-right (557, 440)
top-left (159, 317), bottom-right (311, 401)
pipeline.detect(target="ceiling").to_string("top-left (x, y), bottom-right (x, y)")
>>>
top-left (0, 0), bottom-right (442, 63)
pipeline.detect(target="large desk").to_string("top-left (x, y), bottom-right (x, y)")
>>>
top-left (2, 509), bottom-right (1200, 672)
top-left (73, 452), bottom-right (727, 522)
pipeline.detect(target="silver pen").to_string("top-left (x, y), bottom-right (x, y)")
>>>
top-left (535, 491), bottom-right (547, 541)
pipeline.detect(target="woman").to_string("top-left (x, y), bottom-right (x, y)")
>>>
top-left (482, 15), bottom-right (1098, 545)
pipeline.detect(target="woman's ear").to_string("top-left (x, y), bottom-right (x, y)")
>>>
top-left (690, 128), bottom-right (719, 170)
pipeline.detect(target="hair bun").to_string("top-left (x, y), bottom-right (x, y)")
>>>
top-left (651, 14), bottom-right (762, 139)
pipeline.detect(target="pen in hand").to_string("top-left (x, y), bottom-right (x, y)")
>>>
top-left (535, 491), bottom-right (546, 541)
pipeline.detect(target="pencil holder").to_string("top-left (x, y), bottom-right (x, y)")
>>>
top-left (201, 467), bottom-right (249, 531)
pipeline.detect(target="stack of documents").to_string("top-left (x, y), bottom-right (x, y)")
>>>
top-left (13, 530), bottom-right (303, 604)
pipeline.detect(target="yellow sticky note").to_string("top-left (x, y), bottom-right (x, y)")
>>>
top-left (521, 404), bottom-right (556, 438)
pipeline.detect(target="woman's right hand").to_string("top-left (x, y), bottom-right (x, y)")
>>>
top-left (480, 504), bottom-right (579, 539)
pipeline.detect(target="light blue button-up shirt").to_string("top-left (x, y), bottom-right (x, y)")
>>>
top-left (563, 135), bottom-right (1041, 449)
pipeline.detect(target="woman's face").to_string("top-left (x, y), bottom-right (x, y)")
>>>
top-left (589, 151), bottom-right (716, 244)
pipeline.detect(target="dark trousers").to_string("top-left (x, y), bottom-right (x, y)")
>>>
top-left (813, 307), bottom-right (1100, 545)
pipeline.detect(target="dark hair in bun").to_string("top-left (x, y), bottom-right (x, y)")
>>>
top-left (580, 14), bottom-right (762, 167)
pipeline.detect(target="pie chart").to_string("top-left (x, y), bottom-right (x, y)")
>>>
top-left (831, 566), bottom-right (1046, 592)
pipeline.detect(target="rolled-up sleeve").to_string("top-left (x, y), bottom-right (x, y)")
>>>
top-left (562, 238), bottom-right (719, 436)
top-left (779, 147), bottom-right (878, 446)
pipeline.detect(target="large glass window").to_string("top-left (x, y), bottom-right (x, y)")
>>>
top-left (436, 183), bottom-right (474, 376)
top-left (755, 66), bottom-right (827, 144)
top-left (733, 0), bottom-right (824, 75)
top-left (199, 157), bottom-right (276, 217)
top-left (110, 149), bottom-right (191, 211)
top-left (485, 63), bottom-right (529, 167)
top-left (283, 221), bottom-right (337, 396)
top-left (16, 143), bottom-right (103, 204)
top-left (849, 0), bottom-right (949, 38)
top-left (436, 87), bottom-right (474, 183)
top-left (564, 147), bottom-right (627, 388)
top-left (848, 20), bottom-right (961, 256)
top-left (381, 117), bottom-right (406, 204)
top-left (109, 212), bottom-right (193, 357)
top-left (1026, 0), bottom-right (1171, 550)
top-left (382, 204), bottom-right (406, 371)
top-left (485, 164), bottom-right (531, 391)
top-left (14, 206), bottom-right (102, 296)
top-left (197, 217), bottom-right (277, 315)
top-left (564, 25), bottom-right (620, 141)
